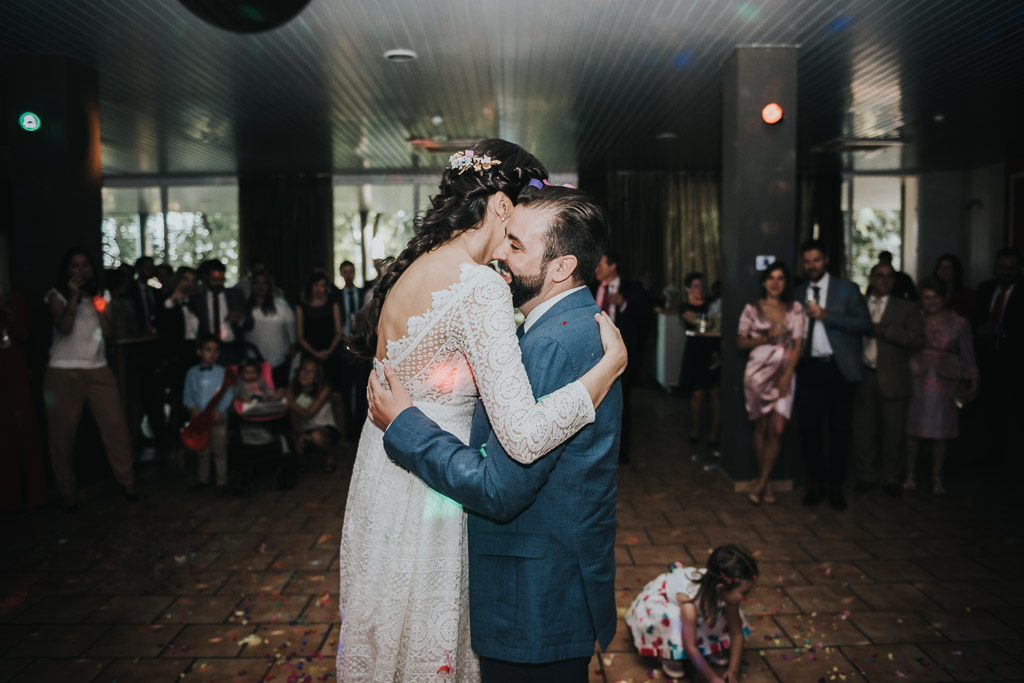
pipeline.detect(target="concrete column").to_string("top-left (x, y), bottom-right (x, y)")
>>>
top-left (719, 46), bottom-right (798, 483)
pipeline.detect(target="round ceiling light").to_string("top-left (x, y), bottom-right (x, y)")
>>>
top-left (383, 48), bottom-right (418, 63)
top-left (761, 103), bottom-right (784, 125)
top-left (655, 132), bottom-right (678, 141)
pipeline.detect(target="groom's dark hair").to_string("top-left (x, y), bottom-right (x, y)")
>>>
top-left (517, 186), bottom-right (608, 285)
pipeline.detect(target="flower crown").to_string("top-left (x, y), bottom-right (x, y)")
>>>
top-left (449, 149), bottom-right (501, 175)
top-left (528, 178), bottom-right (576, 190)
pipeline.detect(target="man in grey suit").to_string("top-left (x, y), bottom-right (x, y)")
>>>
top-left (794, 239), bottom-right (872, 510)
top-left (852, 262), bottom-right (925, 497)
top-left (367, 186), bottom-right (622, 682)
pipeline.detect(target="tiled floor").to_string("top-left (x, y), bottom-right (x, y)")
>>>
top-left (1, 385), bottom-right (1021, 682)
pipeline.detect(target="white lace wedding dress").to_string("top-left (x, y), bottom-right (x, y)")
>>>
top-left (337, 263), bottom-right (596, 682)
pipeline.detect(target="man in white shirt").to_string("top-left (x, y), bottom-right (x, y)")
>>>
top-left (851, 263), bottom-right (924, 497)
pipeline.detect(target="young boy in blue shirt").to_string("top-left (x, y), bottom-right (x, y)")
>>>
top-left (183, 335), bottom-right (234, 493)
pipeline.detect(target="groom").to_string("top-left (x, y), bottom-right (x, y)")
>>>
top-left (368, 185), bottom-right (622, 682)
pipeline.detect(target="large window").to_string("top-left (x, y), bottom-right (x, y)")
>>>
top-left (101, 182), bottom-right (240, 283)
top-left (843, 175), bottom-right (904, 290)
top-left (333, 182), bottom-right (418, 287)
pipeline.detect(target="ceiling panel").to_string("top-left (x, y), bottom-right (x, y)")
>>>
top-left (1, 0), bottom-right (1022, 176)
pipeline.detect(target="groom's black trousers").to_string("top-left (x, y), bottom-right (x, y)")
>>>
top-left (479, 655), bottom-right (590, 683)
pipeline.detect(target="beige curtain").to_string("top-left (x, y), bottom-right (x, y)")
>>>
top-left (605, 171), bottom-right (721, 296)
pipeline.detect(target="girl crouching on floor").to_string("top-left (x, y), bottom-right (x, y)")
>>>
top-left (626, 544), bottom-right (758, 681)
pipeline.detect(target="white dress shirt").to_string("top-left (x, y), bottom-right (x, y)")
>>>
top-left (862, 294), bottom-right (889, 368)
top-left (523, 286), bottom-right (587, 333)
top-left (808, 271), bottom-right (834, 357)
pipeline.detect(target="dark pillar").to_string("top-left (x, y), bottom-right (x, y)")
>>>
top-left (238, 174), bottom-right (334, 301)
top-left (1, 56), bottom-right (102, 364)
top-left (719, 46), bottom-right (798, 483)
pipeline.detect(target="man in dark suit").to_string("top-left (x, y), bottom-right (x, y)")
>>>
top-left (190, 259), bottom-right (250, 365)
top-left (973, 247), bottom-right (1023, 469)
top-left (369, 187), bottom-right (622, 683)
top-left (593, 252), bottom-right (650, 463)
top-left (852, 263), bottom-right (925, 497)
top-left (335, 260), bottom-right (369, 441)
top-left (794, 239), bottom-right (872, 511)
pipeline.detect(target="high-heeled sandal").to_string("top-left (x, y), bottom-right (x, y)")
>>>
top-left (762, 492), bottom-right (777, 504)
top-left (748, 492), bottom-right (761, 505)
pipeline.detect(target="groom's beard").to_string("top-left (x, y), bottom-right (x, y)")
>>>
top-left (507, 268), bottom-right (546, 309)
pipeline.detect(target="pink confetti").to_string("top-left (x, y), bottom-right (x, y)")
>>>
top-left (896, 671), bottom-right (908, 679)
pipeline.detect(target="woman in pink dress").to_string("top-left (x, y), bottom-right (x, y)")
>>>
top-left (736, 262), bottom-right (804, 504)
top-left (905, 277), bottom-right (978, 495)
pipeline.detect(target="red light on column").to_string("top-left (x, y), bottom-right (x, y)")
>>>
top-left (761, 103), bottom-right (784, 124)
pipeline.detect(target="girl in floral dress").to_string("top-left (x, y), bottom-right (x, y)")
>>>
top-left (626, 545), bottom-right (758, 681)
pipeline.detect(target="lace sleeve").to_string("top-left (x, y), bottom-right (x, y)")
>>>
top-left (453, 269), bottom-right (595, 464)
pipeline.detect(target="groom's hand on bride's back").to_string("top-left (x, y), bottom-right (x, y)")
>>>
top-left (367, 363), bottom-right (414, 431)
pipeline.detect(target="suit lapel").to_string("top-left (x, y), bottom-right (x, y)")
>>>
top-left (520, 288), bottom-right (596, 341)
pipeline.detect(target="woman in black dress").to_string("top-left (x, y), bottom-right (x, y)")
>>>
top-left (679, 272), bottom-right (720, 448)
top-left (295, 271), bottom-right (345, 457)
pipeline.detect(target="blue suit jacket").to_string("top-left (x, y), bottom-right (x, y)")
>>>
top-left (794, 275), bottom-right (872, 382)
top-left (383, 287), bottom-right (622, 663)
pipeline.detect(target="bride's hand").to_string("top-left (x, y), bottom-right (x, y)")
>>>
top-left (367, 363), bottom-right (414, 431)
top-left (595, 312), bottom-right (627, 378)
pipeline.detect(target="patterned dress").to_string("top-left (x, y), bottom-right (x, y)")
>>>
top-left (337, 264), bottom-right (595, 682)
top-left (737, 301), bottom-right (805, 421)
top-left (626, 564), bottom-right (751, 661)
top-left (906, 311), bottom-right (977, 439)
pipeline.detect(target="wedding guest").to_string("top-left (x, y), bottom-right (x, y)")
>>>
top-left (157, 266), bottom-right (200, 440)
top-left (190, 259), bottom-right (250, 365)
top-left (44, 248), bottom-right (137, 510)
top-left (679, 272), bottom-right (720, 449)
top-left (154, 262), bottom-right (175, 292)
top-left (286, 358), bottom-right (339, 473)
top-left (736, 262), bottom-right (804, 505)
top-left (335, 260), bottom-right (369, 443)
top-left (866, 251), bottom-right (916, 301)
top-left (906, 278), bottom-right (978, 495)
top-left (244, 271), bottom-right (295, 390)
top-left (296, 271), bottom-right (345, 436)
top-left (933, 253), bottom-right (975, 321)
top-left (852, 263), bottom-right (925, 497)
top-left (183, 335), bottom-right (233, 494)
top-left (972, 247), bottom-right (1023, 470)
top-left (794, 239), bottom-right (871, 511)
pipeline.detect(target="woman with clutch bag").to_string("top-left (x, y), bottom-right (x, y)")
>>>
top-left (905, 277), bottom-right (978, 495)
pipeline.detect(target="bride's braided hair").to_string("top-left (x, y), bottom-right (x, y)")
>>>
top-left (347, 138), bottom-right (547, 359)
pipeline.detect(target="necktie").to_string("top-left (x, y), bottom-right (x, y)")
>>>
top-left (516, 324), bottom-right (525, 340)
top-left (212, 290), bottom-right (222, 340)
top-left (805, 285), bottom-right (821, 356)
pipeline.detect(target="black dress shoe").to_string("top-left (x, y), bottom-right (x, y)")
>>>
top-left (854, 481), bottom-right (876, 494)
top-left (881, 483), bottom-right (903, 498)
top-left (802, 482), bottom-right (825, 507)
top-left (827, 484), bottom-right (847, 511)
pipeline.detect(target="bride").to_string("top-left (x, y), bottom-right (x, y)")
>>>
top-left (336, 138), bottom-right (625, 682)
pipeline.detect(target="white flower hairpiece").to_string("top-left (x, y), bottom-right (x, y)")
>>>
top-left (448, 149), bottom-right (501, 175)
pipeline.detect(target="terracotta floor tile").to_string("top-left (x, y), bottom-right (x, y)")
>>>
top-left (28, 573), bottom-right (108, 596)
top-left (161, 623), bottom-right (254, 657)
top-left (913, 539), bottom-right (984, 559)
top-left (251, 622), bottom-right (332, 658)
top-left (185, 658), bottom-right (273, 682)
top-left (158, 595), bottom-right (239, 624)
top-left (646, 526), bottom-right (711, 546)
top-left (86, 595), bottom-right (174, 623)
top-left (785, 585), bottom-right (871, 614)
top-left (775, 612), bottom-right (871, 647)
top-left (751, 541), bottom-right (815, 563)
top-left (920, 609), bottom-right (1018, 641)
top-left (746, 585), bottom-right (802, 616)
top-left (229, 593), bottom-right (310, 624)
top-left (912, 558), bottom-right (998, 581)
top-left (614, 546), bottom-right (632, 567)
top-left (281, 570), bottom-right (334, 595)
top-left (14, 595), bottom-right (107, 623)
top-left (996, 639), bottom-right (1024, 664)
top-left (761, 645), bottom-right (866, 683)
top-left (758, 562), bottom-right (810, 588)
top-left (297, 592), bottom-right (337, 623)
top-left (83, 623), bottom-right (180, 658)
top-left (615, 526), bottom-right (650, 546)
top-left (801, 540), bottom-right (874, 561)
top-left (5, 623), bottom-right (110, 657)
top-left (627, 543), bottom-right (694, 567)
top-left (795, 561), bottom-right (874, 585)
top-left (89, 657), bottom-right (189, 683)
top-left (269, 547), bottom-right (336, 570)
top-left (216, 570), bottom-right (294, 597)
top-left (8, 657), bottom-right (110, 683)
top-left (912, 582), bottom-right (1003, 610)
top-left (856, 559), bottom-right (935, 583)
top-left (858, 539), bottom-right (930, 560)
top-left (851, 584), bottom-right (939, 611)
top-left (87, 572), bottom-right (162, 596)
top-left (151, 570), bottom-right (232, 595)
top-left (918, 640), bottom-right (1024, 681)
top-left (0, 659), bottom-right (30, 683)
top-left (841, 643), bottom-right (948, 682)
top-left (849, 612), bottom-right (948, 644)
top-left (693, 525), bottom-right (764, 547)
top-left (754, 523), bottom-right (818, 542)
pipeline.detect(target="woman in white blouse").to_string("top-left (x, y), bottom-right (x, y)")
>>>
top-left (244, 272), bottom-right (295, 389)
top-left (44, 249), bottom-right (136, 510)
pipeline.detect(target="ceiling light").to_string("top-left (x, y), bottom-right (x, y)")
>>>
top-left (655, 132), bottom-right (678, 141)
top-left (933, 113), bottom-right (946, 123)
top-left (383, 48), bottom-right (417, 63)
top-left (761, 103), bottom-right (784, 125)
